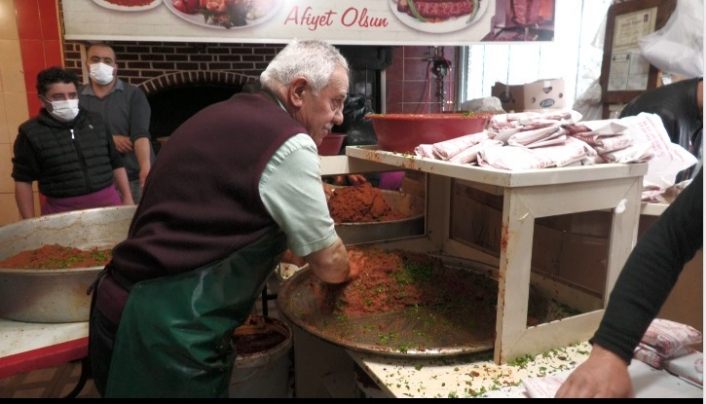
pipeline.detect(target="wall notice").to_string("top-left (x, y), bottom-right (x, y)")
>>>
top-left (607, 7), bottom-right (658, 92)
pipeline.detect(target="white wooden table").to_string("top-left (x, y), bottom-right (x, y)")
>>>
top-left (321, 147), bottom-right (648, 363)
top-left (347, 342), bottom-right (702, 398)
top-left (0, 319), bottom-right (88, 379)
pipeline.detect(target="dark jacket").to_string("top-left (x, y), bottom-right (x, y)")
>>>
top-left (620, 78), bottom-right (703, 180)
top-left (12, 108), bottom-right (123, 198)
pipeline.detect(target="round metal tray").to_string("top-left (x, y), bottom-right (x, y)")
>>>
top-left (277, 255), bottom-right (555, 358)
top-left (333, 188), bottom-right (425, 245)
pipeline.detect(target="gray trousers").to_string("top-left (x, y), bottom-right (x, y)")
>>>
top-left (129, 179), bottom-right (142, 203)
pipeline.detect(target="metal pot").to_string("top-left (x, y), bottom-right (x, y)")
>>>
top-left (333, 188), bottom-right (425, 245)
top-left (0, 206), bottom-right (136, 323)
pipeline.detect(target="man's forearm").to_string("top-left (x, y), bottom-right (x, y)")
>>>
top-left (134, 137), bottom-right (152, 172)
top-left (113, 168), bottom-right (134, 205)
top-left (14, 181), bottom-right (35, 219)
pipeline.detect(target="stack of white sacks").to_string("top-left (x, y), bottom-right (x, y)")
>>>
top-left (633, 318), bottom-right (703, 387)
top-left (520, 318), bottom-right (703, 398)
top-left (413, 110), bottom-right (697, 200)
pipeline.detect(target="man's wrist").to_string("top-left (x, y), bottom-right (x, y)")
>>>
top-left (590, 344), bottom-right (630, 366)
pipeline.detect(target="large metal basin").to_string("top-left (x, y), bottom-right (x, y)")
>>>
top-left (277, 251), bottom-right (573, 358)
top-left (0, 206), bottom-right (136, 323)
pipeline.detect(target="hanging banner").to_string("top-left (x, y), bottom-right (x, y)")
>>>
top-left (63, 0), bottom-right (556, 45)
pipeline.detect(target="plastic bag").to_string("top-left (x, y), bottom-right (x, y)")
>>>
top-left (333, 93), bottom-right (378, 147)
top-left (571, 79), bottom-right (603, 121)
top-left (639, 0), bottom-right (704, 78)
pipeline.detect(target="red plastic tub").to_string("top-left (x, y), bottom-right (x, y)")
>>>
top-left (317, 133), bottom-right (346, 156)
top-left (367, 113), bottom-right (491, 153)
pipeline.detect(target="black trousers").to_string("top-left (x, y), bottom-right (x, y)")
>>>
top-left (88, 304), bottom-right (118, 397)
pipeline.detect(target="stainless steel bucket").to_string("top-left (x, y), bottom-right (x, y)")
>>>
top-left (0, 206), bottom-right (136, 323)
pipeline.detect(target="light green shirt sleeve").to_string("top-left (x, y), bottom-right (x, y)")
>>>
top-left (259, 134), bottom-right (338, 257)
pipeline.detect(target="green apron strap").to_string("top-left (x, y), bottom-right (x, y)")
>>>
top-left (105, 229), bottom-right (287, 398)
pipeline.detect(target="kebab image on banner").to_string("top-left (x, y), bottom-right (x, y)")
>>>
top-left (394, 0), bottom-right (480, 23)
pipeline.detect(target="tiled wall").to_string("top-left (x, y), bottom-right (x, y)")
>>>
top-left (0, 0), bottom-right (29, 226)
top-left (15, 0), bottom-right (63, 117)
top-left (386, 46), bottom-right (458, 113)
top-left (0, 0), bottom-right (63, 226)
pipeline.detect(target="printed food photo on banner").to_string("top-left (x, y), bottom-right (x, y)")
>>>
top-left (389, 0), bottom-right (489, 34)
top-left (92, 0), bottom-right (163, 12)
top-left (166, 0), bottom-right (282, 28)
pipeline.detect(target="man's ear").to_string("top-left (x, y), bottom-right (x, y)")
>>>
top-left (288, 77), bottom-right (309, 108)
top-left (38, 95), bottom-right (50, 110)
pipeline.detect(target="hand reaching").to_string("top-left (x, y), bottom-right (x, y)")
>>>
top-left (555, 345), bottom-right (633, 398)
top-left (323, 183), bottom-right (335, 202)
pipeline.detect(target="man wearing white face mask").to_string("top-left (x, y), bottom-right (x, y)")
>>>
top-left (79, 43), bottom-right (155, 202)
top-left (11, 67), bottom-right (134, 218)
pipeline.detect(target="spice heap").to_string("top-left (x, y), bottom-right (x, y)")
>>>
top-left (0, 244), bottom-right (112, 269)
top-left (328, 183), bottom-right (407, 223)
top-left (291, 247), bottom-right (571, 355)
top-left (326, 248), bottom-right (500, 318)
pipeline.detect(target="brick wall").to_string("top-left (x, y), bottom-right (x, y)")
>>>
top-left (62, 40), bottom-right (459, 115)
top-left (62, 40), bottom-right (284, 87)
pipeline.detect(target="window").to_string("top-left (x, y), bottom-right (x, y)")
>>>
top-left (460, 0), bottom-right (612, 108)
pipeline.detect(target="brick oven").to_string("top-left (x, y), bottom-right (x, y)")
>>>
top-left (63, 40), bottom-right (283, 150)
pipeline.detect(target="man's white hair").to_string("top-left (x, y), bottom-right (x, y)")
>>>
top-left (260, 40), bottom-right (349, 92)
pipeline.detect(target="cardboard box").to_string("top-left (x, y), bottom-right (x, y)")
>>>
top-left (492, 79), bottom-right (565, 112)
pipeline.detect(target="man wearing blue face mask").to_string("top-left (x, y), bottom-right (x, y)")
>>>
top-left (79, 42), bottom-right (155, 202)
top-left (11, 67), bottom-right (133, 218)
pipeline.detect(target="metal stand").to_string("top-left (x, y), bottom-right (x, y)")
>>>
top-left (63, 358), bottom-right (89, 398)
top-left (261, 285), bottom-right (277, 319)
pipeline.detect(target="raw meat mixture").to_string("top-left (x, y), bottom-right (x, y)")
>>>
top-left (327, 183), bottom-right (407, 223)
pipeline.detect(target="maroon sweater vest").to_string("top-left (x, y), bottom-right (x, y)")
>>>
top-left (110, 91), bottom-right (305, 283)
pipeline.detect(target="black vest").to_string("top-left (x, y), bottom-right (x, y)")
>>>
top-left (14, 109), bottom-right (118, 198)
top-left (111, 92), bottom-right (305, 282)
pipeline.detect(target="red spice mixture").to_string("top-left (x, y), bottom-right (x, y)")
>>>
top-left (296, 247), bottom-right (556, 353)
top-left (316, 247), bottom-right (499, 318)
top-left (0, 244), bottom-right (112, 269)
top-left (327, 183), bottom-right (407, 223)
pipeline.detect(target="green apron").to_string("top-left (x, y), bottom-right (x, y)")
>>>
top-left (104, 229), bottom-right (287, 398)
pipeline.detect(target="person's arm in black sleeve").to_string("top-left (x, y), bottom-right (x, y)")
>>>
top-left (592, 167), bottom-right (703, 361)
top-left (12, 128), bottom-right (41, 218)
top-left (11, 129), bottom-right (40, 183)
top-left (557, 168), bottom-right (703, 398)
